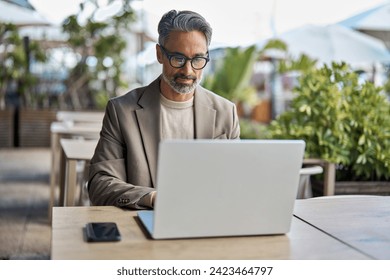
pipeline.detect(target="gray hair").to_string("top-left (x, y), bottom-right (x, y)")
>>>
top-left (158, 10), bottom-right (212, 47)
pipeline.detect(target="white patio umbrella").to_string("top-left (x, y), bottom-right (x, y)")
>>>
top-left (0, 0), bottom-right (51, 26)
top-left (338, 2), bottom-right (390, 49)
top-left (273, 24), bottom-right (390, 65)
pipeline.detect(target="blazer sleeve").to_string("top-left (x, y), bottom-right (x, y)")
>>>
top-left (88, 100), bottom-right (154, 209)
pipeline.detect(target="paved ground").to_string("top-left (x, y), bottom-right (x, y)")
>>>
top-left (0, 148), bottom-right (51, 260)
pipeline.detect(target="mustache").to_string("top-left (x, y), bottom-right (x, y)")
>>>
top-left (174, 74), bottom-right (197, 80)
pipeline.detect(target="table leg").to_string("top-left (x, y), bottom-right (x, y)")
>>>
top-left (65, 159), bottom-right (78, 206)
top-left (59, 147), bottom-right (66, 206)
top-left (323, 162), bottom-right (336, 196)
top-left (49, 132), bottom-right (59, 221)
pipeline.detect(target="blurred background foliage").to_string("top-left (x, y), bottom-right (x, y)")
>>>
top-left (202, 45), bottom-right (259, 106)
top-left (0, 22), bottom-right (47, 109)
top-left (61, 0), bottom-right (136, 110)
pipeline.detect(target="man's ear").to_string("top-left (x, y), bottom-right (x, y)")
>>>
top-left (156, 44), bottom-right (163, 64)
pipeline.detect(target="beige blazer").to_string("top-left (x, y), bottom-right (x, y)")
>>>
top-left (88, 76), bottom-right (240, 209)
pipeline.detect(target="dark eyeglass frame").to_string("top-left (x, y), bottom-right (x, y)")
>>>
top-left (159, 45), bottom-right (210, 70)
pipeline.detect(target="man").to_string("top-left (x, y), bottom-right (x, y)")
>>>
top-left (88, 10), bottom-right (240, 209)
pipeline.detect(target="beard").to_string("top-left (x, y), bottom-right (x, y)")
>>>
top-left (162, 72), bottom-right (202, 95)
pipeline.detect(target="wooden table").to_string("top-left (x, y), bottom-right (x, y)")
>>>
top-left (51, 202), bottom-right (372, 260)
top-left (59, 138), bottom-right (98, 207)
top-left (49, 122), bottom-right (101, 219)
top-left (56, 111), bottom-right (104, 124)
top-left (294, 195), bottom-right (390, 259)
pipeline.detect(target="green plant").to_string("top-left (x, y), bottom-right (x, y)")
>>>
top-left (202, 45), bottom-right (258, 105)
top-left (268, 62), bottom-right (390, 181)
top-left (62, 0), bottom-right (135, 110)
top-left (0, 23), bottom-right (46, 109)
top-left (278, 53), bottom-right (318, 74)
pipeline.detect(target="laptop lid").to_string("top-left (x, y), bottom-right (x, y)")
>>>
top-left (138, 139), bottom-right (305, 239)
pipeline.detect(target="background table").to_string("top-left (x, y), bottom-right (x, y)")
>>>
top-left (60, 138), bottom-right (98, 207)
top-left (49, 122), bottom-right (100, 220)
top-left (56, 111), bottom-right (104, 124)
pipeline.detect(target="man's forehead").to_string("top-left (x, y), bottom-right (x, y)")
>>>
top-left (165, 31), bottom-right (208, 52)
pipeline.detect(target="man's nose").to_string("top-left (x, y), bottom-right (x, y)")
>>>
top-left (181, 59), bottom-right (194, 74)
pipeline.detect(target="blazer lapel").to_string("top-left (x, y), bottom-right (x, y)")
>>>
top-left (194, 87), bottom-right (216, 139)
top-left (135, 78), bottom-right (161, 187)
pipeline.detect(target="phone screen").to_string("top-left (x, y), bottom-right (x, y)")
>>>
top-left (85, 222), bottom-right (121, 242)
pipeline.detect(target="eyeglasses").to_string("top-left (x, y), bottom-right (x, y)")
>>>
top-left (159, 45), bottom-right (210, 70)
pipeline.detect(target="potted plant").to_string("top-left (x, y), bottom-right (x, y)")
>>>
top-left (267, 62), bottom-right (390, 195)
top-left (0, 22), bottom-right (52, 147)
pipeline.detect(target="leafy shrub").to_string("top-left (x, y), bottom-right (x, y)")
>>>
top-left (268, 62), bottom-right (390, 181)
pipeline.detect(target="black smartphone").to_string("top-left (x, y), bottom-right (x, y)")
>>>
top-left (85, 222), bottom-right (121, 242)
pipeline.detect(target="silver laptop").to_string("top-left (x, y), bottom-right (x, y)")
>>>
top-left (138, 139), bottom-right (305, 239)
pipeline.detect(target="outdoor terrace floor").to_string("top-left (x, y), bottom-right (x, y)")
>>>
top-left (0, 148), bottom-right (51, 259)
